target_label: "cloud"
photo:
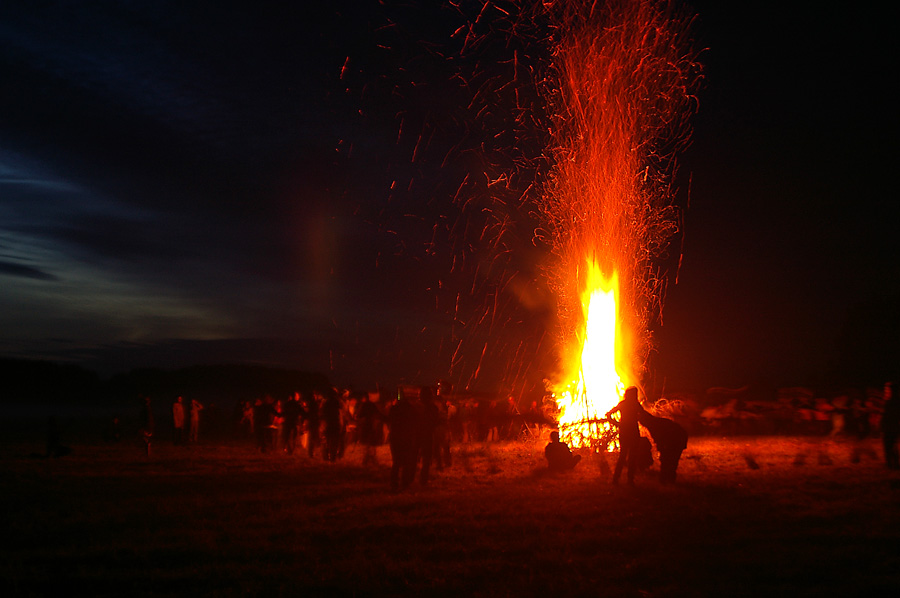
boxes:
[0,259,58,281]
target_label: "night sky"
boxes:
[1,1,896,393]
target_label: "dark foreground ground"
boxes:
[2,430,899,597]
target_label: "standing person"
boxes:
[447,399,461,444]
[189,399,204,443]
[606,386,645,486]
[338,391,353,459]
[389,389,420,492]
[525,400,544,438]
[850,391,876,464]
[639,411,689,483]
[882,382,900,470]
[434,399,452,470]
[283,393,302,455]
[502,395,519,440]
[172,396,185,445]
[302,393,320,458]
[475,399,490,442]
[486,400,501,442]
[271,400,285,451]
[140,396,154,457]
[419,386,440,485]
[321,391,343,462]
[240,400,255,440]
[460,399,474,443]
[356,393,382,466]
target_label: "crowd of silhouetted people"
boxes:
[125,385,556,486]
[92,380,900,489]
[670,386,897,439]
[225,387,549,460]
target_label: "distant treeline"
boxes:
[0,358,331,406]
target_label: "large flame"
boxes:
[556,264,632,448]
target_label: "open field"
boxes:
[2,432,900,597]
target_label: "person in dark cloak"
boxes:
[882,382,900,470]
[638,411,689,483]
[389,389,421,492]
[545,430,581,472]
[606,386,645,485]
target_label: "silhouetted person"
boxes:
[140,396,154,457]
[283,393,302,455]
[302,393,320,458]
[850,394,871,439]
[486,400,501,442]
[419,387,440,485]
[607,386,645,485]
[502,396,518,440]
[356,394,381,466]
[46,416,71,458]
[189,399,203,443]
[434,399,452,470]
[639,411,689,483]
[240,400,254,439]
[321,390,343,462]
[389,390,420,492]
[172,396,185,445]
[525,400,545,437]
[271,400,285,451]
[475,399,491,442]
[461,400,475,443]
[882,382,900,470]
[545,431,581,472]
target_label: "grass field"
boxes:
[2,431,899,597]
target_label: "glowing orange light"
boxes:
[555,265,632,448]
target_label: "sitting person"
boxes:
[545,431,582,472]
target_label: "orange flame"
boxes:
[556,265,633,448]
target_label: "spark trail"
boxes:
[339,1,699,404]
[537,0,702,445]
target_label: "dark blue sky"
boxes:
[1,1,896,393]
